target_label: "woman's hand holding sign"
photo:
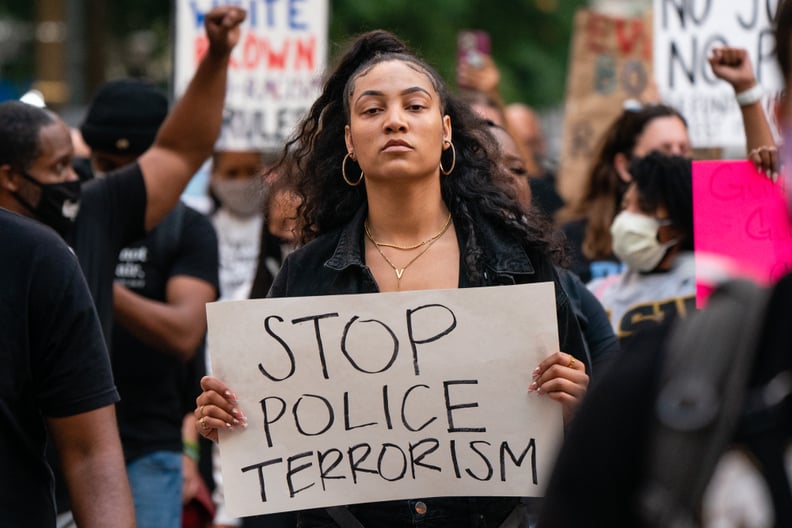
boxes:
[196,350,590,444]
[195,376,248,443]
[528,352,589,425]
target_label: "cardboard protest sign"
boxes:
[559,9,654,206]
[653,0,783,149]
[206,283,563,517]
[693,160,792,305]
[174,0,329,151]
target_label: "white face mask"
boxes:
[211,178,267,218]
[611,211,676,272]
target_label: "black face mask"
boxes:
[13,171,81,237]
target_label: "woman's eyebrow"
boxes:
[355,86,431,103]
[401,86,432,98]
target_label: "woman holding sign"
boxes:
[197,30,588,527]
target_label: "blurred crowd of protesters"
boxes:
[1,1,790,527]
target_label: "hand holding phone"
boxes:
[457,30,499,94]
[457,30,491,70]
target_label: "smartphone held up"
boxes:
[457,30,491,69]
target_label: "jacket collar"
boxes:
[324,204,536,276]
[325,205,368,272]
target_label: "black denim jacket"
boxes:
[270,206,587,367]
[268,206,588,527]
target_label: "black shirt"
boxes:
[112,203,219,461]
[65,162,147,344]
[0,209,118,527]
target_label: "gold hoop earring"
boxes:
[342,152,365,186]
[440,141,456,176]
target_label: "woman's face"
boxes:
[490,126,531,210]
[632,115,691,158]
[621,183,675,244]
[344,60,451,183]
[211,151,262,182]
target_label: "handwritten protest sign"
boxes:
[206,283,563,517]
[559,9,654,206]
[174,0,328,151]
[653,0,782,149]
[693,160,792,305]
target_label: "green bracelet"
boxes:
[183,439,200,462]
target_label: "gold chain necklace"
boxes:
[364,213,453,250]
[364,214,453,288]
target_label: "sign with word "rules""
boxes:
[174,0,328,151]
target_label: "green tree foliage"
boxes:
[105,0,587,108]
[2,0,587,108]
[329,0,588,107]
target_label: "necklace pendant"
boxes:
[395,268,405,280]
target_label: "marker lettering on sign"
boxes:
[240,436,540,502]
[444,380,486,433]
[188,0,311,30]
[194,35,317,71]
[259,304,457,381]
[291,312,339,380]
[209,284,561,513]
[257,382,459,447]
[736,0,778,30]
[341,316,399,374]
[669,34,728,88]
[406,304,457,376]
[661,0,713,29]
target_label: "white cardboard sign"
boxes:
[653,0,782,148]
[206,283,564,517]
[173,0,328,151]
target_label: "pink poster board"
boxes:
[693,160,792,305]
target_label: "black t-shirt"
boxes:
[112,203,219,462]
[0,209,118,527]
[54,163,146,512]
[65,163,147,344]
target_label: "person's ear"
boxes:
[344,124,354,155]
[0,164,19,192]
[442,115,452,146]
[614,153,632,183]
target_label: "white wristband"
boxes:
[735,84,763,107]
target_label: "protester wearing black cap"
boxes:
[80,78,169,174]
[79,78,220,528]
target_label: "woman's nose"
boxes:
[383,105,408,132]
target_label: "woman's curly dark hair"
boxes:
[272,30,565,277]
[629,152,694,251]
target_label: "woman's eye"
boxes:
[407,104,425,111]
[363,107,381,115]
[509,166,527,177]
